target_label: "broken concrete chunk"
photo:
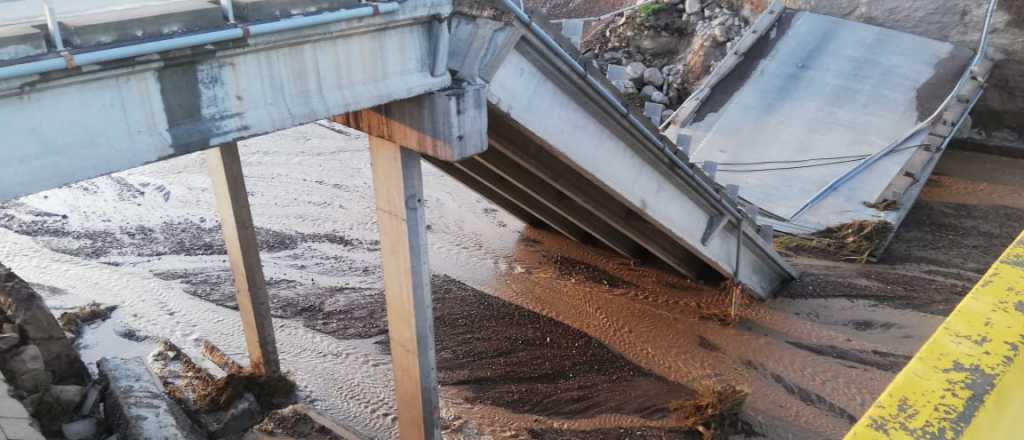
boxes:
[59,0,227,48]
[78,382,103,416]
[50,384,86,411]
[232,0,361,22]
[0,24,47,62]
[62,417,99,440]
[0,333,20,352]
[201,392,264,438]
[0,263,89,385]
[99,357,205,440]
[6,345,44,378]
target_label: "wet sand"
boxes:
[0,121,1021,439]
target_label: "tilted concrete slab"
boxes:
[443,8,797,297]
[59,0,227,48]
[99,357,205,440]
[0,0,452,202]
[663,5,990,251]
[0,24,46,61]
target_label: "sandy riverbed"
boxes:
[0,122,1020,438]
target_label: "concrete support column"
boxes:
[368,136,441,440]
[207,142,281,376]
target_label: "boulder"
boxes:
[50,385,87,411]
[643,66,665,87]
[6,345,44,377]
[200,393,264,438]
[640,84,659,99]
[0,333,19,352]
[625,61,647,82]
[63,417,99,440]
[686,0,703,15]
[0,263,89,385]
[651,91,671,105]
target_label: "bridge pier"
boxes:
[207,142,281,376]
[368,136,442,440]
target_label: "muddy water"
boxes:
[3,124,1014,439]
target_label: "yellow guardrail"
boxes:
[845,231,1024,439]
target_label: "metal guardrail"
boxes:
[845,230,1024,439]
[0,1,400,81]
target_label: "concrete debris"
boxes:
[590,0,751,118]
[643,66,665,87]
[99,357,206,440]
[200,392,263,438]
[79,381,104,416]
[0,263,89,385]
[0,332,20,352]
[625,61,647,82]
[685,0,703,15]
[50,384,87,411]
[62,417,99,440]
[5,345,48,394]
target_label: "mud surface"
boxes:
[432,275,694,422]
[1,116,1020,440]
[781,149,1024,316]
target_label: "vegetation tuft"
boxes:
[774,220,894,263]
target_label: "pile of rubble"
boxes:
[0,263,107,439]
[0,262,347,440]
[588,0,752,123]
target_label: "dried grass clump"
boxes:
[192,369,296,412]
[774,220,893,263]
[669,382,750,439]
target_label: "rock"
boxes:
[99,357,205,440]
[201,393,264,438]
[0,333,19,352]
[613,79,639,95]
[50,385,86,411]
[63,417,98,440]
[625,61,646,82]
[6,345,44,377]
[685,0,702,14]
[641,84,659,99]
[651,91,671,105]
[14,369,50,394]
[712,25,732,43]
[78,382,103,416]
[0,264,89,385]
[643,67,665,87]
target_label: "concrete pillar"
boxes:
[368,136,441,440]
[207,142,281,376]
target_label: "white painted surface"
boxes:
[0,5,450,202]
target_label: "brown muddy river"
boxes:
[0,123,1021,439]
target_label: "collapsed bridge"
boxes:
[0,0,991,438]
